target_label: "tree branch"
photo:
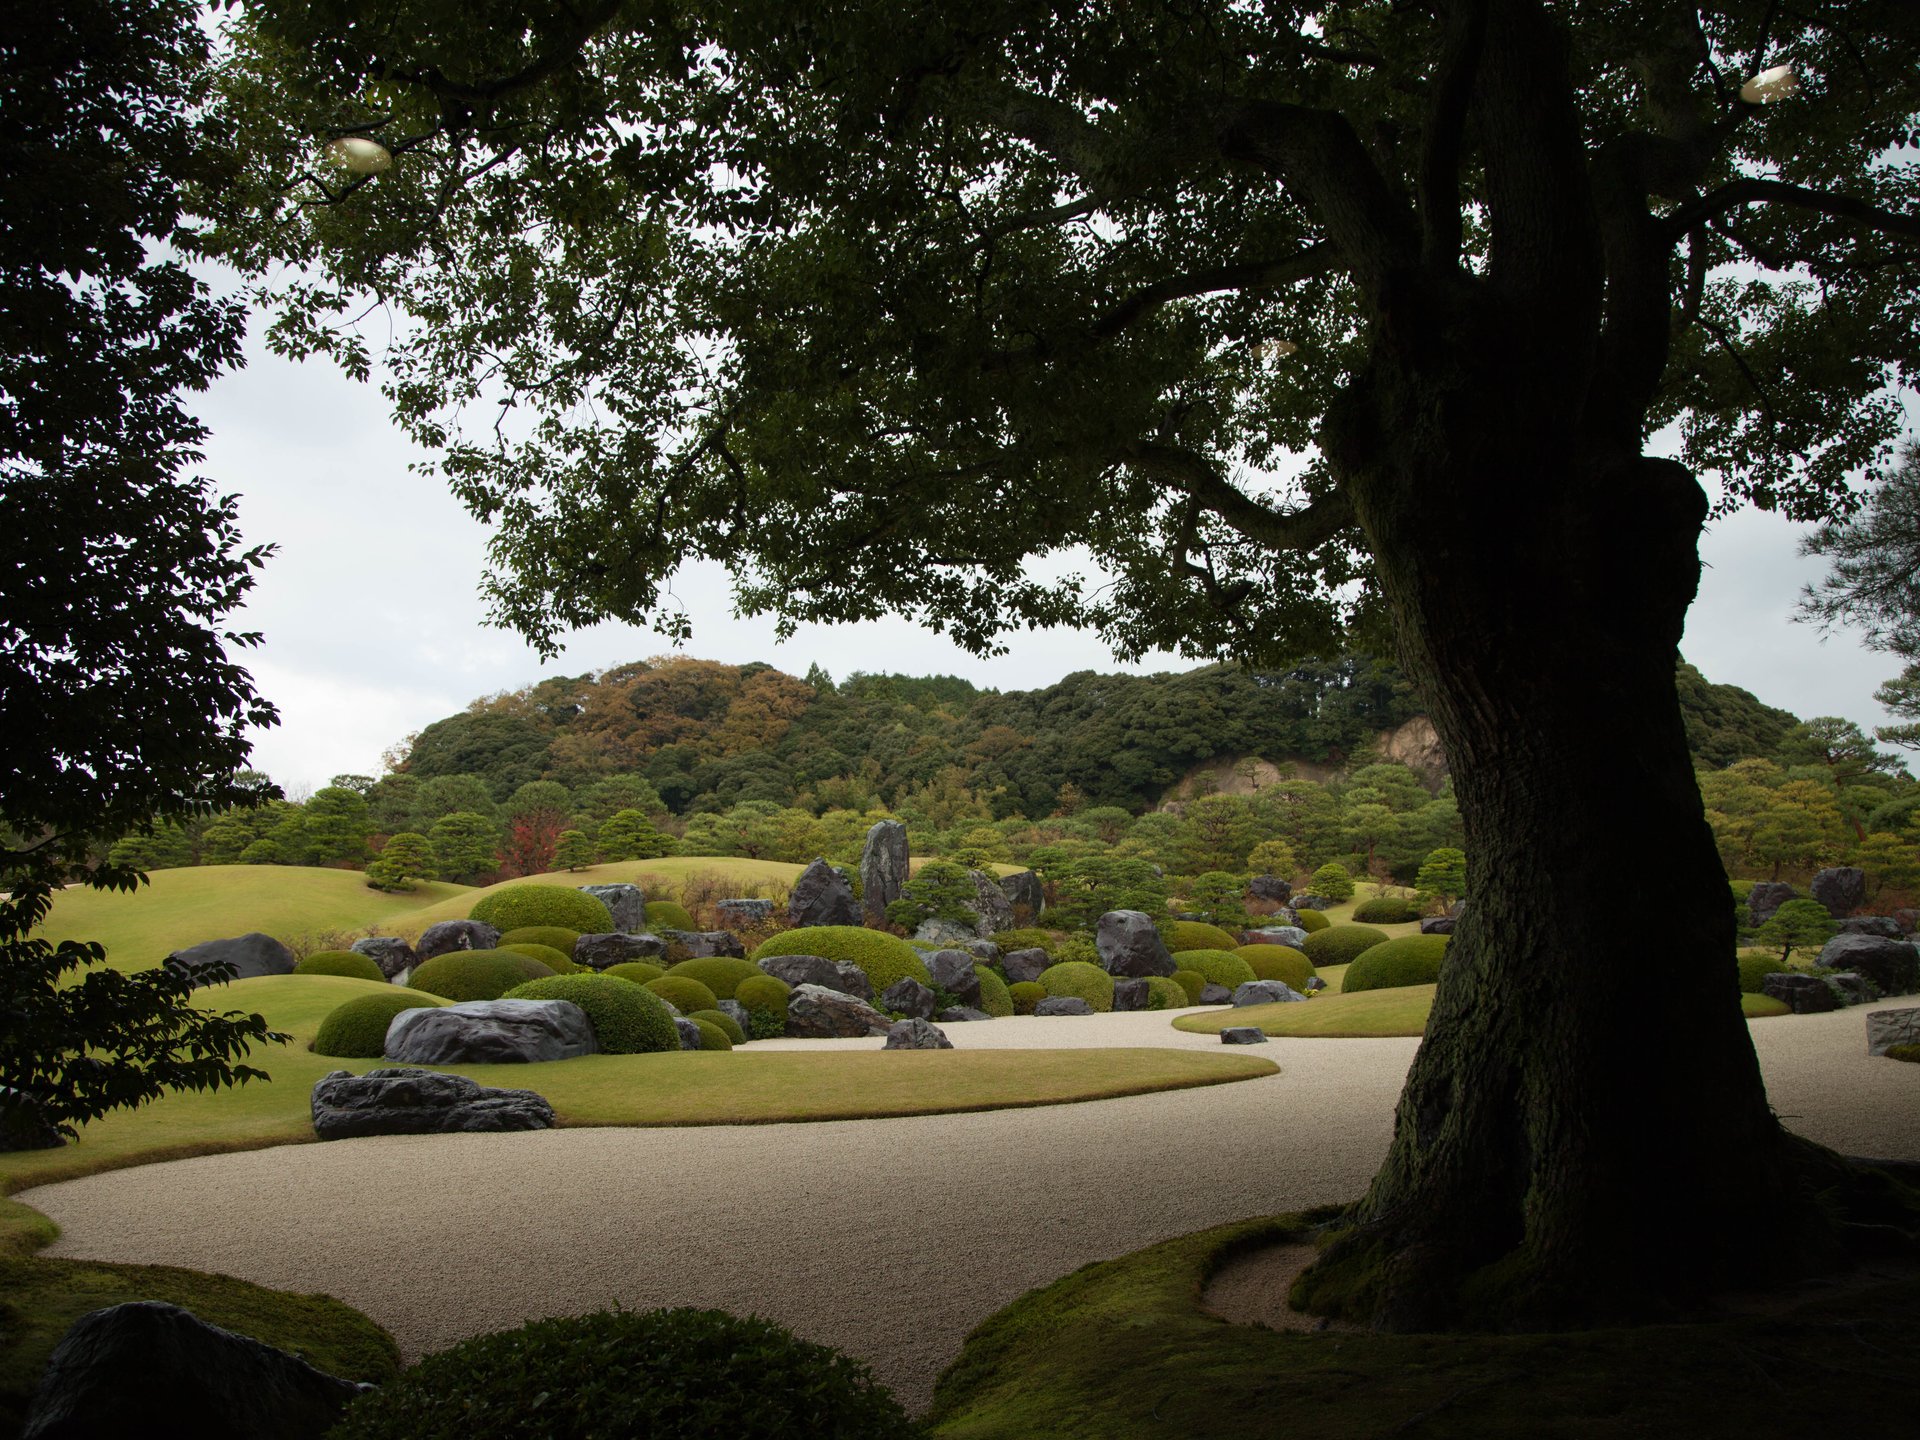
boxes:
[1091,243,1337,339]
[1661,179,1920,246]
[375,0,625,114]
[1124,443,1355,551]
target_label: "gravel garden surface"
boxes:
[21,1006,1917,1415]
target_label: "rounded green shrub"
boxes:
[1164,919,1240,952]
[1037,960,1114,1012]
[1352,895,1420,924]
[1294,908,1329,933]
[1172,949,1258,990]
[498,926,581,954]
[1235,944,1315,991]
[1170,969,1205,1004]
[1302,924,1391,968]
[689,1017,733,1051]
[326,1307,916,1440]
[993,927,1059,954]
[501,942,576,974]
[313,991,449,1058]
[1143,975,1191,1011]
[753,927,930,992]
[691,1008,747,1046]
[1736,951,1790,994]
[645,975,719,1014]
[664,955,758,999]
[294,950,386,983]
[469,884,614,936]
[645,899,697,932]
[1342,933,1451,992]
[973,965,1014,1018]
[735,972,792,1019]
[604,960,666,986]
[1009,981,1046,1015]
[411,950,555,1003]
[1307,862,1357,902]
[502,973,679,1053]
[1887,1042,1920,1064]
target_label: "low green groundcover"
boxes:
[1143,976,1190,1010]
[603,960,665,986]
[498,925,581,953]
[470,884,614,936]
[645,974,719,1014]
[646,899,697,931]
[502,973,679,1054]
[1889,1042,1920,1064]
[690,1008,747,1045]
[1164,920,1240,952]
[1009,980,1046,1014]
[664,955,757,998]
[974,965,1015,1017]
[501,942,575,974]
[1170,969,1205,1004]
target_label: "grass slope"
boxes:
[381,857,810,932]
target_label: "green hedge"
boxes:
[498,926,581,954]
[645,975,719,1014]
[689,1017,734,1051]
[1009,981,1047,1015]
[646,899,697,932]
[294,951,386,983]
[974,965,1014,1018]
[1037,960,1114,1012]
[502,973,679,1054]
[313,992,449,1058]
[1736,952,1790,994]
[410,950,555,1003]
[1341,933,1451,992]
[754,927,930,992]
[1170,969,1205,1004]
[1294,908,1329,933]
[1143,976,1191,1011]
[1301,924,1391,968]
[469,884,614,935]
[1352,895,1420,924]
[1235,944,1315,991]
[604,961,666,986]
[691,1008,747,1046]
[664,955,758,999]
[1164,920,1240,952]
[1171,949,1257,989]
[501,942,576,974]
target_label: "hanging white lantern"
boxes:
[325,136,393,175]
[1255,339,1298,360]
[1740,66,1799,104]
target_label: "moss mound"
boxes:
[646,899,697,931]
[501,942,576,974]
[688,1017,734,1051]
[501,973,679,1053]
[1165,920,1240,952]
[604,960,666,986]
[1342,933,1452,992]
[314,991,449,1058]
[410,949,555,1003]
[294,950,386,983]
[1037,960,1115,1012]
[1353,895,1420,924]
[1235,944,1315,991]
[754,926,930,992]
[1887,1043,1920,1063]
[690,1008,747,1046]
[469,884,613,936]
[1170,969,1205,1004]
[1295,908,1329,933]
[735,973,792,1015]
[1009,981,1046,1015]
[497,925,581,954]
[974,965,1015,1018]
[664,955,758,999]
[645,975,719,1014]
[1302,924,1391,967]
[1737,951,1790,994]
[1172,949,1258,989]
[1143,976,1191,1011]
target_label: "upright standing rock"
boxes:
[963,870,1015,936]
[1810,867,1866,919]
[998,869,1045,918]
[579,883,647,932]
[860,820,909,924]
[349,936,416,980]
[789,857,859,928]
[1095,911,1176,977]
[1747,881,1797,928]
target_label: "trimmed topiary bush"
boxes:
[1170,969,1205,1004]
[411,950,555,1003]
[1302,924,1391,968]
[1307,862,1356,902]
[689,1017,733,1051]
[502,973,679,1053]
[734,973,793,1040]
[1009,981,1046,1015]
[974,965,1014,1018]
[691,1008,747,1046]
[314,992,449,1058]
[1164,920,1240,952]
[1037,960,1115,1012]
[754,926,930,992]
[664,955,758,999]
[1143,976,1190,1011]
[498,926,582,953]
[469,884,614,936]
[1352,895,1420,924]
[1294,908,1329,933]
[645,899,697,932]
[1342,933,1451,992]
[645,975,719,1015]
[501,942,576,974]
[1736,951,1790,994]
[1235,944,1315,991]
[295,951,386,983]
[1172,949,1258,989]
[604,960,666,986]
[992,927,1058,954]
[325,1306,917,1440]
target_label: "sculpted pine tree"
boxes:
[213,1,1920,1321]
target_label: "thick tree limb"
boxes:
[1661,179,1920,245]
[1091,243,1337,338]
[376,0,625,112]
[1125,442,1354,551]
[1419,0,1488,267]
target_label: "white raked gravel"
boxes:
[20,1005,1919,1414]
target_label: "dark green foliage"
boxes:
[1143,976,1191,1011]
[1755,899,1839,964]
[664,956,757,999]
[1170,970,1206,1005]
[1236,945,1315,991]
[645,899,697,931]
[1045,855,1168,930]
[1009,981,1047,1015]
[470,885,614,935]
[690,1008,747,1045]
[501,942,576,974]
[313,992,448,1059]
[1172,950,1258,989]
[1353,896,1420,924]
[1294,909,1329,934]
[410,951,554,1003]
[754,927,930,991]
[1165,920,1241,952]
[991,928,1060,955]
[427,812,501,883]
[1343,934,1452,993]
[498,926,582,954]
[1675,663,1802,771]
[1037,961,1114,1012]
[974,965,1015,1018]
[604,961,666,986]
[886,858,980,930]
[644,975,719,1014]
[293,951,386,983]
[326,1306,919,1439]
[1413,847,1468,906]
[1736,952,1789,995]
[1180,871,1250,927]
[501,974,679,1054]
[689,1017,733,1051]
[1302,925,1392,968]
[1308,864,1357,903]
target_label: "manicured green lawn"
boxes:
[382,857,810,932]
[1177,983,1791,1038]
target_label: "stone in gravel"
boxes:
[1002,948,1052,985]
[1419,917,1457,935]
[1234,980,1307,1006]
[573,932,668,970]
[716,898,775,927]
[759,953,857,994]
[578,883,646,931]
[1866,1007,1920,1057]
[1199,982,1232,1005]
[785,984,893,1039]
[788,857,859,928]
[349,936,414,981]
[1219,1027,1268,1045]
[937,1006,993,1023]
[1810,866,1867,918]
[717,998,751,1036]
[1247,875,1292,903]
[1747,881,1797,927]
[415,919,503,962]
[860,819,909,925]
[963,871,1015,936]
[1111,977,1148,1012]
[998,869,1044,918]
[1816,933,1919,995]
[311,1068,554,1139]
[1825,972,1874,1007]
[881,977,936,1020]
[1837,916,1905,940]
[1246,925,1309,949]
[924,949,982,1006]
[22,1300,366,1440]
[1033,996,1094,1017]
[384,1000,597,1065]
[1095,910,1176,977]
[164,933,294,987]
[674,1017,703,1050]
[1762,973,1838,1014]
[913,918,976,946]
[660,929,746,959]
[884,1018,952,1050]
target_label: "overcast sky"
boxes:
[195,323,1914,795]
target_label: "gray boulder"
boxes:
[1111,977,1148,1012]
[1420,916,1458,936]
[716,898,775,928]
[415,919,501,962]
[1810,866,1867,918]
[1002,948,1053,985]
[22,1300,366,1440]
[880,977,937,1020]
[860,820,910,925]
[578,883,646,931]
[1292,894,1336,912]
[963,871,1015,936]
[937,1005,993,1023]
[1893,907,1920,936]
[1304,976,1328,992]
[1747,881,1798,928]
[717,998,752,1037]
[1247,875,1292,903]
[962,939,1003,963]
[1761,973,1838,1015]
[384,1000,597,1066]
[674,1017,704,1050]
[913,917,977,946]
[310,1068,554,1140]
[884,1018,952,1050]
[1220,1027,1269,1045]
[785,983,893,1039]
[659,928,746,959]
[1033,996,1094,1017]
[924,949,983,1006]
[1825,972,1875,1007]
[1816,933,1919,995]
[1234,980,1307,1006]
[759,953,861,995]
[1199,982,1233,1005]
[1246,926,1309,949]
[573,932,668,970]
[1837,916,1905,940]
[1095,910,1176,978]
[1866,1006,1920,1057]
[998,869,1045,918]
[788,857,859,928]
[833,962,875,1003]
[349,936,415,981]
[164,933,294,987]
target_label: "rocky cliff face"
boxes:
[1157,716,1450,810]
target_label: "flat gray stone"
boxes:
[884,1018,953,1050]
[1245,926,1308,949]
[717,998,751,1036]
[1111,977,1148,1012]
[1199,982,1233,1005]
[1220,1027,1268,1045]
[760,953,862,995]
[164,933,294,987]
[573,932,668,970]
[578,882,646,931]
[1233,980,1307,1006]
[1762,973,1838,1014]
[784,983,893,1039]
[349,936,416,980]
[880,977,936,1020]
[660,928,746,959]
[674,1017,703,1050]
[1837,916,1905,940]
[415,919,502,962]
[1816,933,1919,995]
[311,1068,554,1139]
[913,917,977,946]
[936,1005,993,1023]
[384,999,597,1065]
[1033,996,1094,1017]
[1866,1006,1920,1056]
